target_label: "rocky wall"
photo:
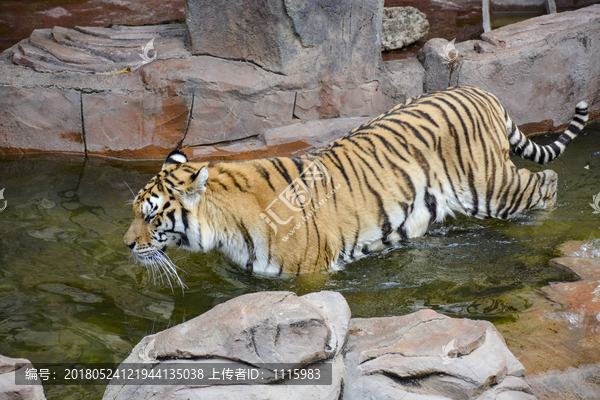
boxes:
[0,4,599,159]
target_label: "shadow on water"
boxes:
[1,122,600,399]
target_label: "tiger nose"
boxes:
[125,241,135,250]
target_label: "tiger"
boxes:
[124,85,588,285]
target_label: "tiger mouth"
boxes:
[136,245,168,262]
[132,245,186,289]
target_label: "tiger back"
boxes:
[124,85,588,281]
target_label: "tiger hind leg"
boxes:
[490,166,558,219]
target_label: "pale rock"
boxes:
[185,0,384,86]
[342,309,535,400]
[102,291,350,400]
[417,4,600,134]
[0,355,47,400]
[102,292,534,400]
[381,6,429,51]
[384,58,426,100]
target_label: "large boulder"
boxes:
[343,310,535,400]
[102,291,351,400]
[418,4,600,134]
[185,0,384,86]
[102,291,535,400]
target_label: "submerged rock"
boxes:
[496,240,600,398]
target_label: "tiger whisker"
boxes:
[128,247,187,292]
[151,248,187,291]
[124,181,136,199]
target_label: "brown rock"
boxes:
[29,29,109,65]
[0,86,84,154]
[187,140,312,162]
[83,91,191,156]
[542,280,600,329]
[550,256,600,281]
[496,241,600,377]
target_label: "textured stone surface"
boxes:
[103,291,533,400]
[103,291,350,400]
[0,86,83,154]
[185,0,384,85]
[293,82,392,121]
[529,363,600,400]
[0,355,47,400]
[183,91,295,146]
[83,91,191,158]
[2,2,599,158]
[263,117,372,148]
[417,4,600,134]
[384,58,426,101]
[343,309,534,400]
[11,25,188,74]
[381,6,429,51]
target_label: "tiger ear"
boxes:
[182,167,208,208]
[191,167,209,193]
[162,149,188,170]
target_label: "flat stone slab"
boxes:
[263,117,373,148]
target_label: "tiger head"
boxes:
[123,150,209,287]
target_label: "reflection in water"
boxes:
[1,123,600,399]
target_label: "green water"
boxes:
[1,123,600,399]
